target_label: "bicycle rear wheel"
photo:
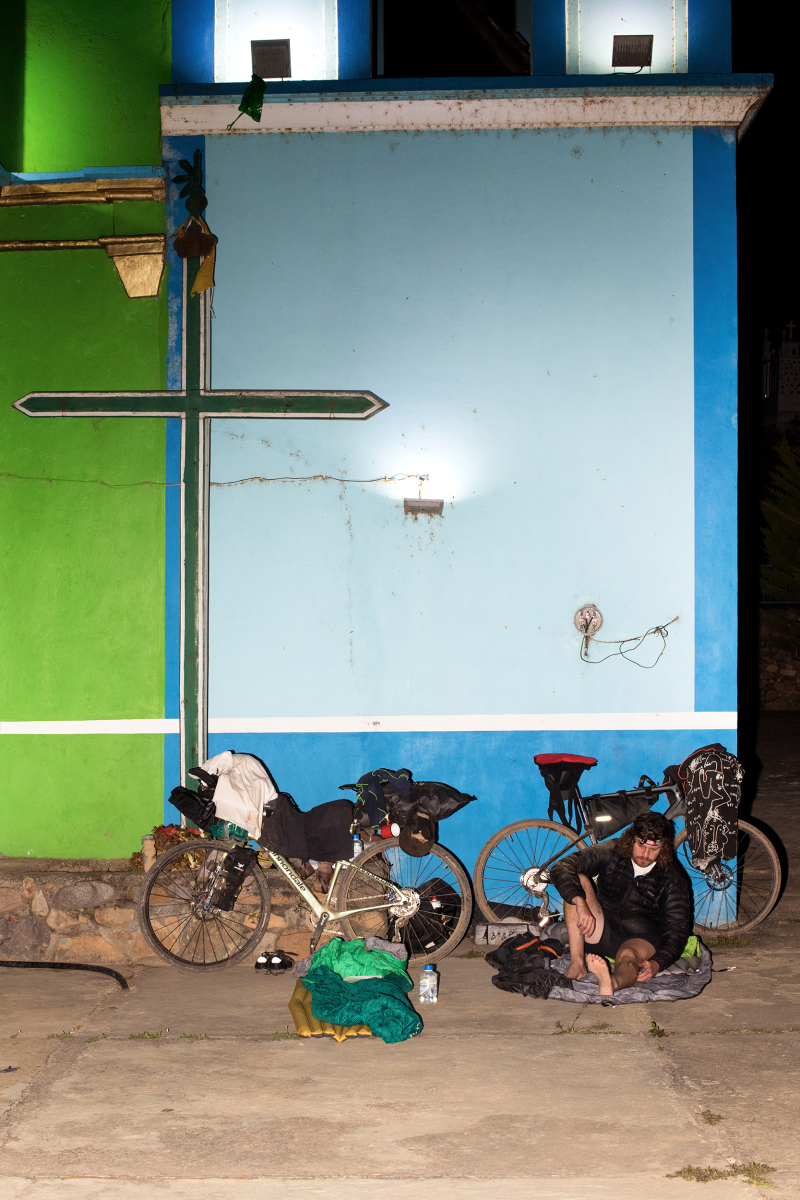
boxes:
[334,840,472,965]
[473,819,587,925]
[674,820,781,935]
[137,839,271,970]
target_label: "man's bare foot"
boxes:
[587,953,613,996]
[564,956,588,981]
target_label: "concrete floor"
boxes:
[2,715,799,1199]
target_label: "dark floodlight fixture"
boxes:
[251,39,291,79]
[612,35,653,69]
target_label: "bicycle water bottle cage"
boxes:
[206,846,258,911]
[533,754,598,833]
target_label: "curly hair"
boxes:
[617,811,675,870]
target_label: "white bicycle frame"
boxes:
[260,848,407,925]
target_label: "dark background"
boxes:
[733,0,798,759]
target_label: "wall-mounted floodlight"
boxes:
[251,39,291,79]
[612,35,653,69]
[404,498,444,517]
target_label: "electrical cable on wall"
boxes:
[579,616,679,669]
[211,473,427,488]
[2,471,427,490]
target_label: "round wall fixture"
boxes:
[574,604,603,638]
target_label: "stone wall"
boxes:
[0,858,315,965]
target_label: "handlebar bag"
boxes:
[585,790,655,838]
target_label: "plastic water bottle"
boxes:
[419,964,438,1004]
[351,833,363,858]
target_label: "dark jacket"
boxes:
[550,840,692,971]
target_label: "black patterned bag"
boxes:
[676,743,743,869]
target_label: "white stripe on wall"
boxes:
[0,719,180,735]
[208,713,737,733]
[0,713,736,735]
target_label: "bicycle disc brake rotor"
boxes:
[388,887,421,923]
[704,862,735,892]
[519,866,550,897]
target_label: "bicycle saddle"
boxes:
[533,754,597,831]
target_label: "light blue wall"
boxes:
[205,127,695,721]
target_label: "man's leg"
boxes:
[563,874,605,980]
[587,938,656,995]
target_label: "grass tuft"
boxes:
[130,1031,163,1039]
[180,1033,207,1039]
[47,1031,73,1039]
[649,1020,672,1038]
[779,917,800,925]
[455,951,485,959]
[705,935,752,948]
[699,1109,723,1125]
[271,1030,301,1040]
[667,1162,776,1187]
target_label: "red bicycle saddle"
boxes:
[534,754,597,830]
[533,754,597,768]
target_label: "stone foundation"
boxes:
[0,857,316,965]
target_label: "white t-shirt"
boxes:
[632,860,657,877]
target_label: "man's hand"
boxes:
[573,896,596,938]
[636,959,659,983]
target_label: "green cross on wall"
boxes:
[14,173,387,789]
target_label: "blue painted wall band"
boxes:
[172,0,216,83]
[337,0,372,79]
[688,0,732,74]
[693,126,737,712]
[208,727,737,872]
[531,0,567,75]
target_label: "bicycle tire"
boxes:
[473,819,587,925]
[137,839,272,971]
[674,820,781,936]
[334,839,472,965]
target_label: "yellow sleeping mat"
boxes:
[288,979,373,1043]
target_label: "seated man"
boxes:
[550,812,692,996]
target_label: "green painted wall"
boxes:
[0,202,170,857]
[0,0,170,173]
[0,736,165,860]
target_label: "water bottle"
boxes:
[419,964,438,1004]
[351,833,363,858]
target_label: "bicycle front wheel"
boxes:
[334,840,472,966]
[137,839,271,970]
[474,819,587,925]
[674,820,781,935]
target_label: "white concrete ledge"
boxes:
[162,91,767,136]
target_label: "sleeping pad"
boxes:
[302,938,423,1043]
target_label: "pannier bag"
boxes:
[206,845,258,911]
[585,789,655,838]
[675,743,743,870]
[339,768,475,832]
[533,754,598,833]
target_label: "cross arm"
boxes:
[14,390,388,419]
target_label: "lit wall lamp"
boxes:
[404,473,444,517]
